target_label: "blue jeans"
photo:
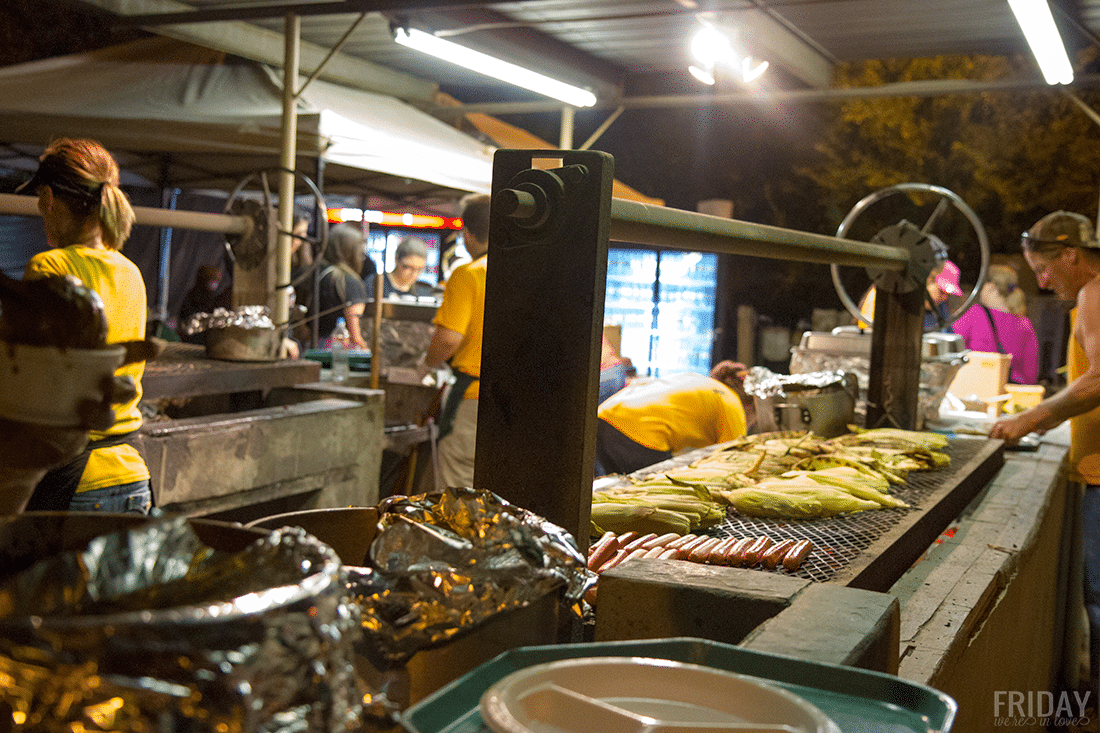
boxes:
[68,480,153,515]
[1082,485,1100,693]
[599,363,628,404]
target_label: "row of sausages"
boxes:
[587,530,815,574]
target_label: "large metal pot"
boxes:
[205,324,283,361]
[752,372,859,438]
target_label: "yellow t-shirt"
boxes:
[432,254,487,400]
[1068,306,1100,483]
[25,245,149,491]
[597,372,748,453]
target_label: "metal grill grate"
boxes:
[709,438,990,582]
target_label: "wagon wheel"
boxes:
[829,183,990,331]
[222,169,329,287]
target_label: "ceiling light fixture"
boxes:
[1007,0,1074,85]
[688,25,767,85]
[394,27,597,107]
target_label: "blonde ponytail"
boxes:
[98,182,135,251]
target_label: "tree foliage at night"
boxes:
[800,53,1100,253]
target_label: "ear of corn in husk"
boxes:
[829,427,948,451]
[753,478,882,513]
[715,488,825,519]
[781,469,908,508]
[590,502,692,536]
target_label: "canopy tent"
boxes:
[0,38,496,204]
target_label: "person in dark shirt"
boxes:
[367,236,434,300]
[313,223,369,348]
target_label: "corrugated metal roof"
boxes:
[76,0,1100,107]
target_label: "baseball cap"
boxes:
[1023,211,1099,250]
[936,260,963,296]
[14,156,103,205]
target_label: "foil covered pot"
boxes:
[0,513,366,732]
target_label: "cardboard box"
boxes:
[948,351,1011,402]
[1005,383,1045,413]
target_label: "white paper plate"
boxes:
[480,656,842,733]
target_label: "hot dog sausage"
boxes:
[741,536,773,567]
[616,531,640,547]
[761,538,796,570]
[595,548,630,573]
[706,537,739,564]
[687,537,723,563]
[723,537,755,566]
[782,539,815,571]
[665,533,701,550]
[624,533,659,552]
[587,532,620,571]
[641,532,682,551]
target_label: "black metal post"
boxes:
[475,150,614,550]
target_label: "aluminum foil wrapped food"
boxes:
[349,487,595,669]
[743,366,854,399]
[181,304,276,337]
[0,514,365,732]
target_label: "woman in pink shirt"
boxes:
[952,265,1039,384]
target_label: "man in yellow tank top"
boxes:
[991,210,1100,700]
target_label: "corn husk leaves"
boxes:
[593,428,947,529]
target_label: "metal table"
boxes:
[142,342,321,400]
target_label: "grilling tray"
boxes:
[401,638,957,733]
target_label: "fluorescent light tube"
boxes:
[1008,0,1074,85]
[395,27,597,108]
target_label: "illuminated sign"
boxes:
[328,208,463,230]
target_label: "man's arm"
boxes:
[991,280,1100,443]
[424,325,463,370]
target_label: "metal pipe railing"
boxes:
[609,198,910,270]
[0,193,251,235]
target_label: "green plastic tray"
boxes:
[400,637,956,733]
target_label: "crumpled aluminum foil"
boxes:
[0,514,365,732]
[182,305,277,336]
[348,488,595,670]
[743,366,855,399]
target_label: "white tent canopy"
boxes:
[0,38,495,202]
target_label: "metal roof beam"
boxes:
[107,0,544,25]
[78,0,438,102]
[432,73,1100,115]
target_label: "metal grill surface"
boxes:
[707,437,991,583]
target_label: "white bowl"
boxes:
[0,342,125,427]
[480,656,841,733]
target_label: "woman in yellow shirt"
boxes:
[595,361,751,476]
[20,138,152,514]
